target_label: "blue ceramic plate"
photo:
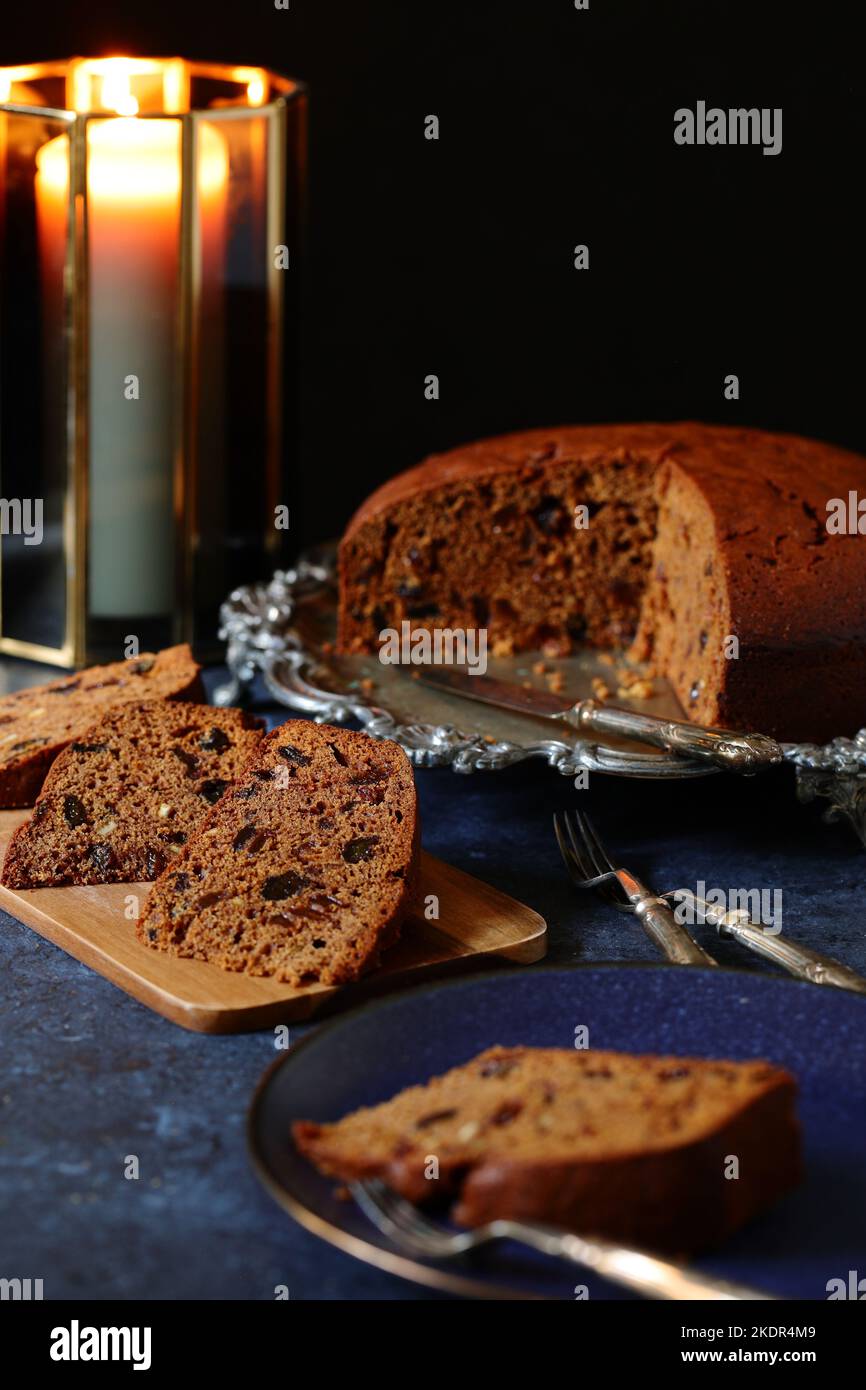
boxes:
[247,964,866,1299]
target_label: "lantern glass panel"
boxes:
[0,111,72,661]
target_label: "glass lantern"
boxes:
[0,57,306,665]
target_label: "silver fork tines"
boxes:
[352,1179,477,1258]
[351,1180,776,1300]
[553,809,717,966]
[554,808,633,911]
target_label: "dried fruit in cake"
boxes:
[294,1045,801,1255]
[0,645,204,808]
[1,700,264,887]
[136,720,420,987]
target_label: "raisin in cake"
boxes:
[136,721,420,987]
[338,423,866,741]
[294,1046,801,1255]
[1,701,264,888]
[0,645,203,808]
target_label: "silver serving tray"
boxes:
[215,548,866,844]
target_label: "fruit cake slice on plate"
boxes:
[294,1045,801,1254]
[137,720,420,988]
[1,700,263,887]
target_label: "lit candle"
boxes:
[35,64,228,619]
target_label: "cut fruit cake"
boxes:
[294,1046,801,1255]
[0,645,203,808]
[1,701,264,888]
[137,721,420,987]
[338,423,866,741]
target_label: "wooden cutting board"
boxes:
[0,810,546,1033]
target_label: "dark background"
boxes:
[4,0,863,551]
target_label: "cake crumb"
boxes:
[614,665,655,701]
[617,678,654,700]
[591,677,612,702]
[541,637,568,658]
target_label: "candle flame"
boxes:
[100,68,139,116]
[70,57,184,115]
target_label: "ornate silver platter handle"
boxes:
[568,700,783,774]
[214,551,866,843]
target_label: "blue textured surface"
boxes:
[1,669,865,1300]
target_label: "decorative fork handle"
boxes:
[572,700,784,774]
[491,1222,776,1300]
[678,892,866,994]
[616,869,718,967]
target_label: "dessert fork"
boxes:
[553,808,717,965]
[554,808,866,992]
[351,1180,775,1300]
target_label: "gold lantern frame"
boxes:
[0,57,306,667]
